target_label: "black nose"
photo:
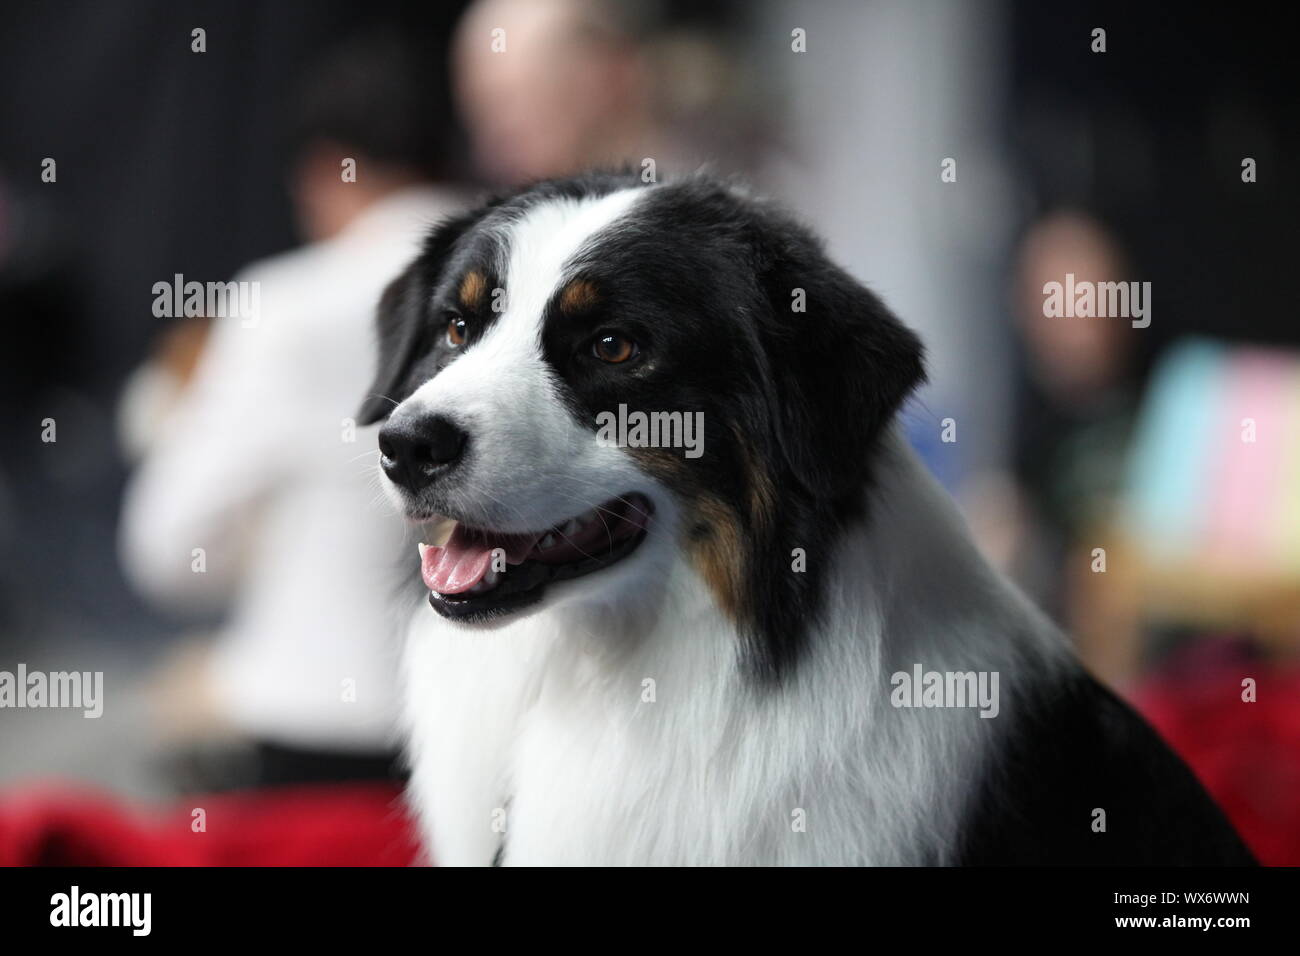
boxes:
[378,415,468,492]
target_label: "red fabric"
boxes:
[1133,639,1300,867]
[0,781,421,866]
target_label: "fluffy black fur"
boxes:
[958,668,1255,864]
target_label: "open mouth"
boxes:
[418,493,653,622]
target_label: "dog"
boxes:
[358,171,1254,866]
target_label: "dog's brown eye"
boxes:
[592,332,637,364]
[446,315,467,347]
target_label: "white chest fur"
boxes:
[400,441,1065,865]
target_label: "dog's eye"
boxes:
[592,332,637,364]
[445,314,467,347]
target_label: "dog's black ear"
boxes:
[357,209,487,425]
[357,263,425,425]
[752,213,926,499]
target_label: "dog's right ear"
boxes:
[357,209,486,425]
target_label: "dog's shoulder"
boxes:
[955,665,1255,865]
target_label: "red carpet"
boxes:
[0,781,421,866]
[1135,639,1300,866]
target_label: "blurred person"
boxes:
[974,210,1141,688]
[452,0,758,185]
[999,2,1297,656]
[118,30,466,789]
[1002,210,1139,604]
[454,0,664,184]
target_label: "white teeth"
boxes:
[539,532,557,550]
[418,542,429,561]
[560,519,579,537]
[429,518,457,548]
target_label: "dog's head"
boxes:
[362,172,923,677]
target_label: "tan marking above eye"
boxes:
[458,270,487,309]
[559,278,599,314]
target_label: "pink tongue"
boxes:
[421,524,539,594]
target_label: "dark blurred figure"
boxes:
[998,2,1299,628]
[1004,210,1139,608]
[1009,3,1297,356]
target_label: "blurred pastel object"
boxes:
[1124,338,1300,576]
[1207,350,1294,564]
[1281,374,1300,568]
[1124,339,1224,557]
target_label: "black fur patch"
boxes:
[955,668,1256,865]
[538,176,924,678]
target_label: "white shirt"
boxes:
[120,187,460,751]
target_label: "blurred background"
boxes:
[0,0,1296,865]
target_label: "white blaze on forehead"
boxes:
[393,186,655,534]
[492,188,646,342]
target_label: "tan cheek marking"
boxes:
[559,278,599,314]
[735,427,777,533]
[459,270,486,309]
[626,446,748,625]
[686,496,746,624]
